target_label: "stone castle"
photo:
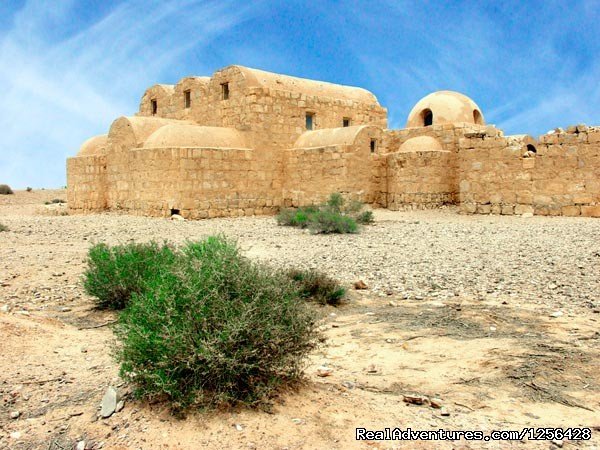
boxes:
[67,65,600,218]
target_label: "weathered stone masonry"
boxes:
[67,65,600,218]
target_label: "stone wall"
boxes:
[458,126,600,217]
[111,147,277,219]
[66,155,107,212]
[386,150,456,210]
[282,145,383,207]
[282,125,384,207]
[378,123,490,209]
[138,66,387,152]
[382,122,489,154]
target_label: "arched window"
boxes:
[526,144,537,153]
[421,109,433,126]
[473,109,483,125]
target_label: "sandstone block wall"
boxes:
[282,125,384,207]
[386,150,456,210]
[382,123,489,154]
[283,145,382,207]
[66,155,107,212]
[113,147,277,219]
[377,123,490,210]
[459,127,600,217]
[138,66,387,152]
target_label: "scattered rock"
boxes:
[316,366,333,377]
[550,311,563,318]
[10,431,21,440]
[100,386,119,418]
[10,410,20,419]
[341,381,355,389]
[429,398,443,409]
[234,423,244,431]
[353,280,368,290]
[76,441,86,450]
[291,418,303,425]
[170,214,185,221]
[551,439,564,448]
[366,364,379,374]
[115,400,125,413]
[389,300,398,307]
[403,394,429,405]
[440,407,450,416]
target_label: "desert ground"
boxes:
[1,189,599,450]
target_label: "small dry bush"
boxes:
[0,184,14,195]
[277,193,373,234]
[84,242,177,309]
[287,268,346,306]
[85,237,321,411]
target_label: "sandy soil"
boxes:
[1,189,599,449]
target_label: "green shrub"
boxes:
[83,241,176,309]
[0,184,13,195]
[276,206,318,228]
[276,193,373,234]
[286,268,346,306]
[356,210,374,224]
[26,187,32,192]
[0,223,8,232]
[308,210,358,234]
[115,236,319,410]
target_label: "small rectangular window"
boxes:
[151,99,157,115]
[306,112,314,130]
[343,118,351,127]
[221,82,229,100]
[184,90,191,108]
[370,139,377,153]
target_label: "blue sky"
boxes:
[1,0,599,188]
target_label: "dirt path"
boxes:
[1,190,599,449]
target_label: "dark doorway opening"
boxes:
[370,139,377,153]
[422,109,433,126]
[170,208,180,216]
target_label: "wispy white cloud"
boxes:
[0,0,263,188]
[338,0,600,135]
[1,0,599,188]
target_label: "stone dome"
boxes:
[144,123,247,148]
[77,135,108,156]
[293,125,379,148]
[399,136,443,152]
[406,91,485,128]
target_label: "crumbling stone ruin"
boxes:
[67,65,600,218]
